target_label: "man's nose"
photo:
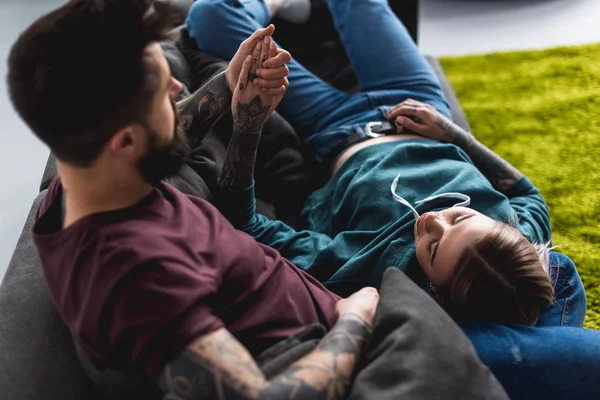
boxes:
[170,78,184,100]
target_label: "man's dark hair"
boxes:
[7,0,177,166]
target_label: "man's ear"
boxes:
[108,126,143,157]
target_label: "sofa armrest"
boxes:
[40,153,55,192]
[425,56,472,133]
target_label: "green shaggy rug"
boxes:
[440,44,600,330]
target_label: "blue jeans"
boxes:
[187,0,449,163]
[462,252,600,399]
[187,1,600,397]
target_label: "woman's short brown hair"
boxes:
[436,222,554,326]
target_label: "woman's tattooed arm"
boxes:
[439,119,524,193]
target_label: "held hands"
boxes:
[231,36,286,134]
[225,24,291,96]
[335,287,380,328]
[385,98,464,143]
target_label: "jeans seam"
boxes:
[560,280,574,326]
[365,92,379,109]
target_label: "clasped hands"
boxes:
[225,25,291,133]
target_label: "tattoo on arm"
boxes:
[159,314,371,400]
[232,96,270,134]
[260,313,371,399]
[434,114,461,143]
[219,96,271,190]
[438,117,524,193]
[176,72,232,144]
[219,132,260,190]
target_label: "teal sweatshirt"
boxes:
[220,138,551,293]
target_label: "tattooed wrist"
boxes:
[258,312,371,400]
[233,96,270,135]
[318,312,372,354]
[432,113,460,142]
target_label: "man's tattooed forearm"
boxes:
[159,314,371,400]
[314,313,371,356]
[160,330,265,400]
[219,96,271,190]
[451,126,523,193]
[220,131,260,190]
[177,71,232,143]
[259,313,371,399]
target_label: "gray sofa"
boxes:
[0,1,478,399]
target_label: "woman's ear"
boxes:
[428,282,445,305]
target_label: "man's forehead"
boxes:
[144,42,169,74]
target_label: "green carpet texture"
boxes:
[440,44,600,329]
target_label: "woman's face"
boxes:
[414,207,496,286]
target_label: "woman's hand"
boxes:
[231,39,286,134]
[255,37,290,96]
[385,98,464,143]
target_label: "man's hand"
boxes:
[335,287,380,328]
[385,98,465,143]
[225,24,291,96]
[220,39,288,190]
[231,39,285,134]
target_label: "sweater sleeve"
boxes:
[505,177,552,244]
[217,182,334,272]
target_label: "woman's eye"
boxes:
[426,240,436,253]
[451,212,463,225]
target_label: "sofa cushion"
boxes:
[153,0,195,23]
[161,40,196,92]
[348,268,508,399]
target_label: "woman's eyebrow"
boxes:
[431,214,477,267]
[456,214,477,225]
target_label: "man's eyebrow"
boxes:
[431,214,477,267]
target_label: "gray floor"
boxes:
[419,0,600,56]
[1,0,599,281]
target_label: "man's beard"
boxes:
[138,101,190,184]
